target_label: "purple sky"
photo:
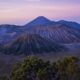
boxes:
[0,0,80,25]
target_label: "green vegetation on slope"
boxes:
[10,56,80,80]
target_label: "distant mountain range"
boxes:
[0,16,80,55]
[24,16,80,29]
[0,16,80,44]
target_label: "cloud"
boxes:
[0,0,40,3]
[26,0,40,1]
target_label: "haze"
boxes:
[0,0,80,25]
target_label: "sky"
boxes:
[0,0,80,25]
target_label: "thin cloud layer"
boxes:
[0,0,80,25]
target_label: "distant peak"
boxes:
[34,16,50,21]
[58,20,67,23]
[36,16,46,18]
[25,16,51,27]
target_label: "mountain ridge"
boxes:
[0,16,80,44]
[3,33,66,55]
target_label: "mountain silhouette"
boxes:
[57,20,80,29]
[0,16,80,45]
[25,16,53,28]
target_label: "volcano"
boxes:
[3,33,65,55]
